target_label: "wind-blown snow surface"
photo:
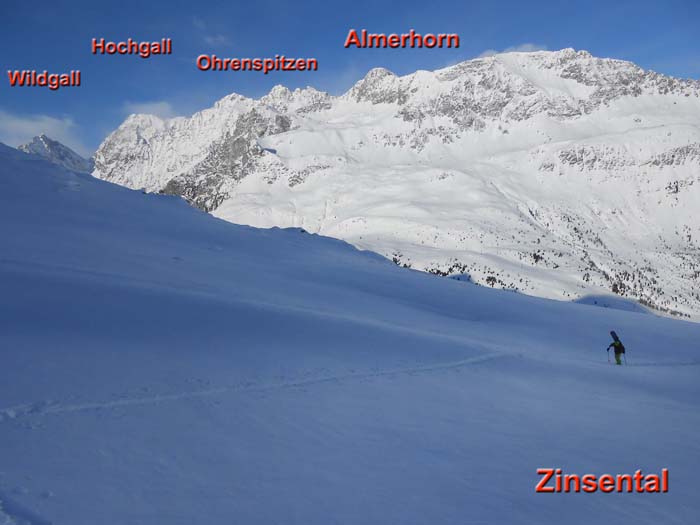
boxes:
[2,144,700,524]
[93,49,700,319]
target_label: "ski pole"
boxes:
[623,353,627,365]
[607,349,610,363]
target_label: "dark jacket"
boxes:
[608,341,625,354]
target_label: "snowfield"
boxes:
[1,144,699,524]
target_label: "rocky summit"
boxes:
[19,134,93,174]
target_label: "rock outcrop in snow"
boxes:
[92,49,700,319]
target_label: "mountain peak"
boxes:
[261,84,331,112]
[267,84,292,98]
[345,67,400,102]
[123,112,167,127]
[18,135,93,174]
[364,67,396,79]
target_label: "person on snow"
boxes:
[607,331,625,365]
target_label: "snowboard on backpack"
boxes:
[610,331,625,354]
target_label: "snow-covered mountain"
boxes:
[19,134,93,173]
[93,49,700,319]
[3,142,700,525]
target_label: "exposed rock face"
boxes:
[159,110,293,211]
[92,49,700,319]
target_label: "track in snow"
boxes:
[0,351,507,423]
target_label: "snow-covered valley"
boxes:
[2,142,699,524]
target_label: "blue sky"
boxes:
[1,0,698,156]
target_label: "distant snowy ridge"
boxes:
[92,48,700,319]
[19,134,93,174]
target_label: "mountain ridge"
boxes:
[91,48,700,319]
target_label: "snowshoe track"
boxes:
[0,351,505,423]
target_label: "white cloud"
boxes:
[122,101,178,119]
[0,109,91,157]
[192,17,232,48]
[192,17,206,31]
[203,34,232,47]
[478,43,548,58]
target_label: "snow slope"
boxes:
[2,144,700,524]
[93,49,700,319]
